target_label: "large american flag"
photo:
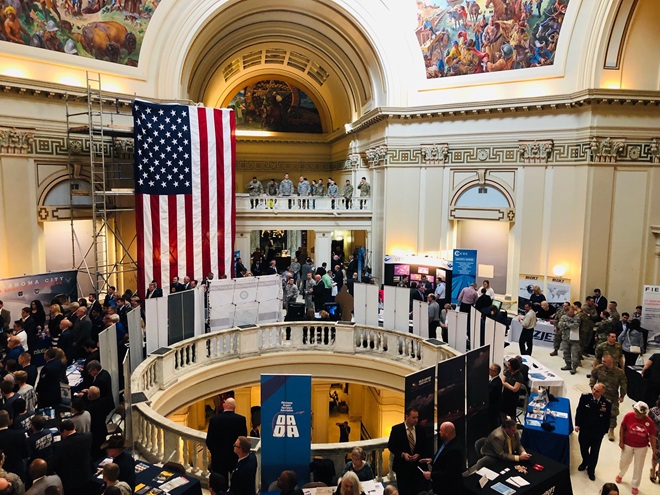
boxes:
[133,100,235,295]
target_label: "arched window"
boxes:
[454,185,510,208]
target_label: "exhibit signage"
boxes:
[260,374,312,489]
[642,285,660,344]
[451,249,477,304]
[546,277,571,311]
[405,367,435,447]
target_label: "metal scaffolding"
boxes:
[65,72,137,296]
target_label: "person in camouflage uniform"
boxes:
[279,173,295,209]
[559,305,581,374]
[315,178,326,197]
[594,332,624,368]
[343,179,354,209]
[594,311,613,347]
[266,178,278,209]
[578,297,598,356]
[608,301,620,325]
[246,176,264,209]
[550,301,570,357]
[590,354,627,441]
[297,176,310,209]
[283,277,299,310]
[357,177,371,210]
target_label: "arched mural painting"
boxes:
[0,0,161,65]
[228,80,323,133]
[417,0,570,77]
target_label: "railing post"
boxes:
[334,323,356,353]
[154,349,177,389]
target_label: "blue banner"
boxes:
[260,374,312,490]
[451,249,477,304]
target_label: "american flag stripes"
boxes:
[133,100,235,295]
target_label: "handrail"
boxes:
[131,322,457,485]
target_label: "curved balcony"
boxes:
[236,193,372,214]
[131,322,458,485]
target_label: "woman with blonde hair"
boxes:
[338,471,365,495]
[48,303,64,346]
[529,285,546,311]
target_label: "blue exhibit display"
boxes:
[260,374,312,490]
[451,249,477,304]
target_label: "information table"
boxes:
[93,460,202,495]
[521,393,573,466]
[504,355,567,397]
[463,451,573,495]
[509,319,555,349]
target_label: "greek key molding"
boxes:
[0,128,34,154]
[518,140,553,164]
[236,161,335,172]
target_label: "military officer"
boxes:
[575,383,611,481]
[278,173,294,209]
[590,354,627,441]
[594,311,613,347]
[343,179,354,209]
[559,305,581,374]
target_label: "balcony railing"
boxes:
[131,323,456,485]
[236,194,372,212]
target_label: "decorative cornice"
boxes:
[365,145,387,167]
[0,128,35,154]
[589,137,626,163]
[420,144,449,164]
[518,140,553,164]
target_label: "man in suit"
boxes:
[182,276,193,290]
[171,276,184,293]
[593,288,608,314]
[26,458,63,495]
[230,436,257,495]
[21,306,39,352]
[71,306,93,359]
[81,360,115,410]
[409,282,425,312]
[481,418,531,465]
[387,407,431,495]
[145,281,163,299]
[575,383,611,481]
[0,409,29,480]
[615,312,630,338]
[206,397,248,479]
[103,286,117,307]
[488,363,503,431]
[36,348,65,409]
[422,422,464,495]
[48,420,93,495]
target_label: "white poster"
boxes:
[642,285,660,346]
[546,277,571,311]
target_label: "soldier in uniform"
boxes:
[278,173,295,209]
[559,305,581,374]
[246,176,263,209]
[578,297,598,356]
[608,301,620,325]
[315,178,326,197]
[266,178,278,209]
[297,176,310,209]
[590,354,627,441]
[357,177,370,210]
[550,301,570,357]
[594,332,624,368]
[283,277,299,310]
[343,180,354,209]
[575,383,611,481]
[594,311,613,347]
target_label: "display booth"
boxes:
[383,255,452,295]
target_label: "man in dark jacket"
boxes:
[206,398,247,480]
[0,410,29,480]
[387,407,431,495]
[230,436,257,495]
[36,348,64,409]
[422,422,464,495]
[48,420,93,495]
[575,383,611,481]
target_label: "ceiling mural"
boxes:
[0,0,161,65]
[417,0,570,77]
[228,80,323,134]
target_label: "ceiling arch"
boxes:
[181,0,386,134]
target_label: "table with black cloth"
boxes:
[92,459,202,495]
[624,364,646,402]
[520,393,573,466]
[463,451,573,495]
